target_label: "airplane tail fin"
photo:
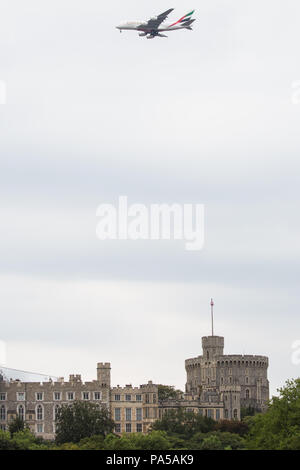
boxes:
[182,18,196,29]
[169,10,196,28]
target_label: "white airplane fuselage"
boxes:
[116,21,194,33]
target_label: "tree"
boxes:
[158,385,181,401]
[199,432,245,450]
[8,416,27,435]
[0,430,20,450]
[55,401,115,444]
[214,419,249,436]
[103,431,172,451]
[241,406,256,419]
[245,378,300,450]
[151,409,215,438]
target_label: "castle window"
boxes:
[125,423,131,433]
[67,392,74,401]
[36,405,43,421]
[216,409,220,420]
[136,408,142,421]
[94,392,101,400]
[136,423,143,433]
[233,409,238,420]
[207,409,213,418]
[221,377,224,385]
[153,393,157,403]
[125,394,131,401]
[36,392,43,401]
[115,408,121,421]
[207,351,209,360]
[246,389,250,399]
[136,394,142,402]
[36,423,43,433]
[229,377,232,384]
[125,408,132,421]
[54,392,61,401]
[18,405,25,421]
[246,377,249,384]
[0,393,6,401]
[115,423,121,433]
[225,409,229,419]
[54,405,60,421]
[145,394,150,404]
[17,392,25,401]
[0,405,6,421]
[114,394,121,401]
[82,392,90,400]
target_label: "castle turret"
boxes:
[202,336,224,360]
[97,363,111,388]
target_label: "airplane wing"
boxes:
[145,8,174,30]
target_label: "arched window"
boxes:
[245,389,250,399]
[0,405,6,421]
[18,405,25,421]
[233,409,238,420]
[36,405,43,421]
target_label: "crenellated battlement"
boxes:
[97,363,111,369]
[111,381,157,393]
[0,379,109,389]
[185,354,268,369]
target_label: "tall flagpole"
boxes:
[210,298,214,336]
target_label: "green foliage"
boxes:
[158,385,180,401]
[214,419,249,436]
[101,431,172,451]
[151,409,215,438]
[187,431,245,450]
[0,430,20,450]
[55,400,115,444]
[76,434,105,450]
[245,378,300,450]
[241,406,256,419]
[0,428,50,450]
[8,416,27,435]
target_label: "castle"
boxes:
[0,302,269,438]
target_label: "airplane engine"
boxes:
[139,32,147,37]
[147,34,155,39]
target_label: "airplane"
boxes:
[116,9,196,39]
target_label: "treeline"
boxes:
[0,378,300,450]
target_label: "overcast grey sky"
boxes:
[0,0,300,395]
